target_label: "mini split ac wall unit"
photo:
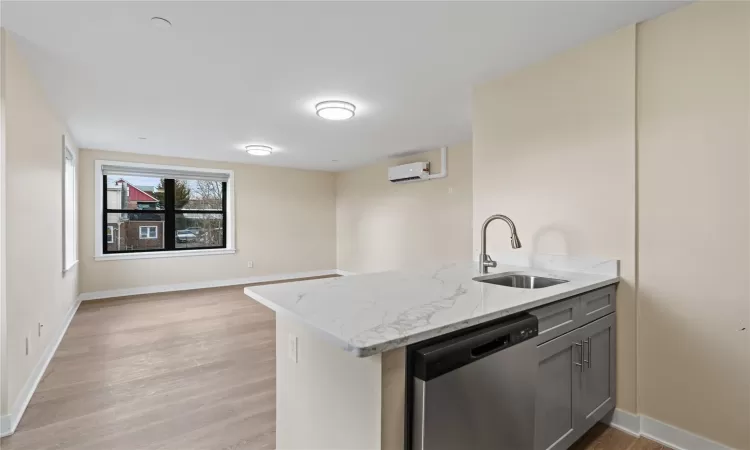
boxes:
[388,162,430,183]
[387,147,448,183]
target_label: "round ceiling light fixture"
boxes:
[151,17,172,29]
[245,145,273,156]
[315,100,356,121]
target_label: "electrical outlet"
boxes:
[247,261,254,268]
[288,334,298,363]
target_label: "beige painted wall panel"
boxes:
[0,28,8,419]
[637,3,750,448]
[78,149,337,293]
[336,143,472,273]
[2,30,79,413]
[472,26,638,412]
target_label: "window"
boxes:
[63,141,77,271]
[139,226,158,239]
[95,161,234,259]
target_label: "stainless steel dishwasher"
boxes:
[411,313,539,450]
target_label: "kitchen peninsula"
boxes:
[244,254,619,450]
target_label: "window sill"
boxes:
[95,248,236,261]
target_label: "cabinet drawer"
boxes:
[530,296,579,344]
[579,285,616,323]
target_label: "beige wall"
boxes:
[0,28,7,420]
[336,143,473,273]
[78,149,337,294]
[1,30,80,415]
[637,3,750,448]
[473,26,638,413]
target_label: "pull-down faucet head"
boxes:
[510,233,522,249]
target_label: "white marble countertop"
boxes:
[244,256,619,357]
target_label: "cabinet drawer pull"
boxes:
[583,338,591,368]
[574,341,583,371]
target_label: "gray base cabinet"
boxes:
[531,286,617,450]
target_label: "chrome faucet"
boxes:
[479,214,522,274]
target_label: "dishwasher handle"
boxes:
[413,313,538,382]
[470,334,510,358]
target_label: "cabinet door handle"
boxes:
[586,337,592,368]
[574,341,583,371]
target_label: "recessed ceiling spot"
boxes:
[245,145,273,156]
[151,17,172,29]
[315,101,356,121]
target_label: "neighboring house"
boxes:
[134,185,157,196]
[106,180,164,252]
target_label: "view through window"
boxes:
[103,172,227,254]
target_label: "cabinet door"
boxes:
[534,328,582,450]
[579,313,616,431]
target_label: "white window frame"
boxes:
[63,137,77,272]
[94,160,236,261]
[139,225,158,240]
[106,225,114,244]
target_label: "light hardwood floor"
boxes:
[1,284,668,450]
[570,423,672,450]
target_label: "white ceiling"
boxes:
[2,1,682,171]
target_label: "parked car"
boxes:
[176,230,198,243]
[186,227,203,237]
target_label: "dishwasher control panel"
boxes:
[412,313,538,382]
[515,323,538,342]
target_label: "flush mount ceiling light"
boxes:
[151,17,172,29]
[245,145,273,156]
[315,101,356,121]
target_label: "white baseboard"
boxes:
[641,415,731,450]
[334,269,357,276]
[603,408,731,450]
[604,408,641,437]
[78,269,344,301]
[0,298,80,438]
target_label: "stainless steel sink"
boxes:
[473,272,569,289]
